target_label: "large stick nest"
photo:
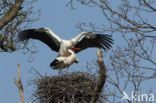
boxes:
[32,72,98,103]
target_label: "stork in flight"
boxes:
[18,28,113,56]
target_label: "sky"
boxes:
[0,0,155,103]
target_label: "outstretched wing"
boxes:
[72,32,113,53]
[18,28,62,52]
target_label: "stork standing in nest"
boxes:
[50,49,78,74]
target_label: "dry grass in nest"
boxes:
[32,72,97,103]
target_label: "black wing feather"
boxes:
[18,28,60,52]
[50,59,59,67]
[75,34,113,53]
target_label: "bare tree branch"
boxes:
[0,0,39,52]
[66,0,156,102]
[91,50,107,103]
[142,0,156,12]
[14,64,25,103]
[0,0,23,30]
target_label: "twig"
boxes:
[14,64,25,103]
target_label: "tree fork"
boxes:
[91,50,107,103]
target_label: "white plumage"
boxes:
[50,49,78,69]
[18,28,113,69]
[19,28,113,56]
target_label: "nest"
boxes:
[32,72,98,103]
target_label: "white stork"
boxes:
[50,49,78,74]
[18,28,113,56]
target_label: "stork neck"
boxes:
[68,49,75,55]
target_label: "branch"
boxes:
[0,0,23,30]
[142,0,156,12]
[14,64,25,103]
[91,50,107,103]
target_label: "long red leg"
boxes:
[58,71,60,76]
[65,66,69,75]
[58,70,61,76]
